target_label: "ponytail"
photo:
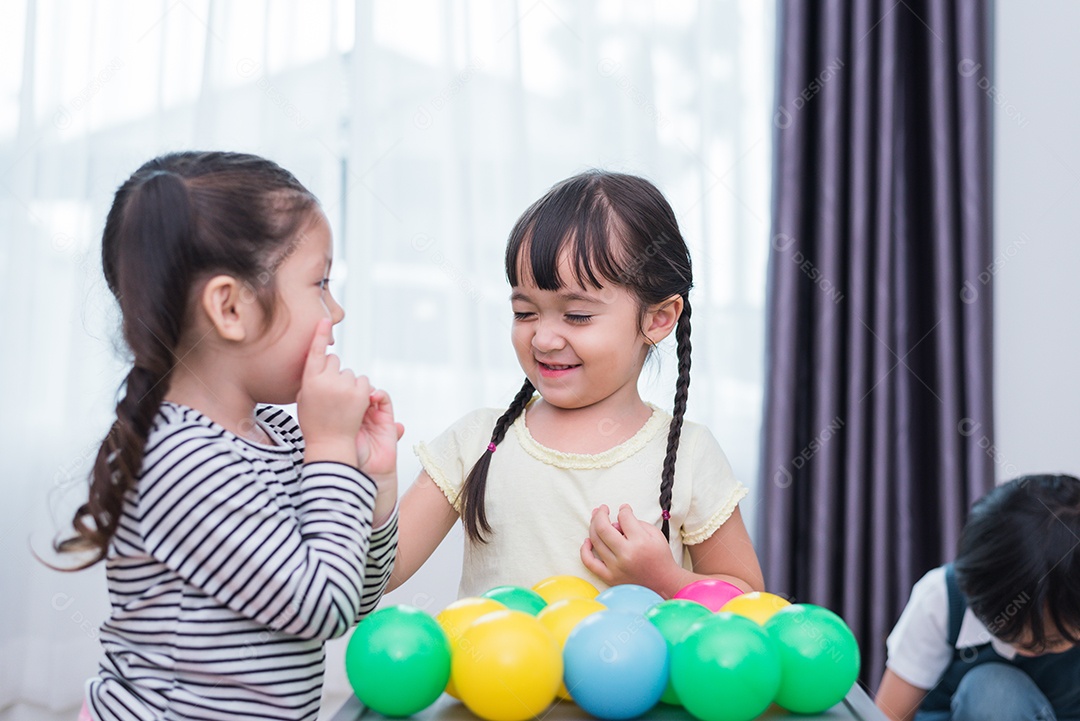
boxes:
[57,171,194,565]
[658,297,691,540]
[460,379,536,542]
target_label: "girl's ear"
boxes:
[644,294,684,344]
[200,275,255,342]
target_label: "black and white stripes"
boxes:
[86,402,396,720]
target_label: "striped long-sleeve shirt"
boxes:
[86,402,397,720]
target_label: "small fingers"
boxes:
[580,539,609,579]
[303,319,333,376]
[617,504,641,539]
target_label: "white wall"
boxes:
[993,0,1080,480]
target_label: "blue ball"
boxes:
[563,610,669,720]
[595,584,665,616]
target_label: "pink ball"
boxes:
[673,579,744,612]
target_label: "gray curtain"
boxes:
[760,0,995,688]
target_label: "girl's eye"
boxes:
[513,311,534,321]
[565,314,592,324]
[318,278,331,290]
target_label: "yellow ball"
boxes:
[537,598,607,700]
[531,575,600,604]
[453,610,562,721]
[435,597,506,699]
[720,591,792,625]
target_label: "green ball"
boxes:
[670,613,781,721]
[345,606,451,717]
[481,585,548,615]
[644,599,714,705]
[764,604,860,714]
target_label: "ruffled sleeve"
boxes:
[414,408,501,512]
[680,424,748,545]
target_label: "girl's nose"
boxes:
[531,318,566,353]
[328,294,345,324]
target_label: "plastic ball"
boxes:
[720,592,792,625]
[481,585,548,615]
[453,609,562,721]
[764,604,860,713]
[434,597,506,699]
[537,597,607,699]
[532,575,600,604]
[344,605,451,717]
[643,599,714,705]
[673,578,744,612]
[594,583,664,616]
[670,613,781,721]
[562,609,669,719]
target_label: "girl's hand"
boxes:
[356,388,404,479]
[580,504,683,594]
[357,389,404,528]
[298,319,369,466]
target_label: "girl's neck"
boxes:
[525,393,654,454]
[164,369,272,445]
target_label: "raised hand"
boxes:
[297,318,370,466]
[357,389,405,527]
[356,388,404,478]
[580,503,681,592]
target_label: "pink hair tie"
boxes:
[487,442,497,453]
[661,510,671,520]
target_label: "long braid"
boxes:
[460,379,536,542]
[659,297,692,540]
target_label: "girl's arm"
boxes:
[875,670,928,721]
[386,469,459,592]
[581,504,764,596]
[682,505,764,593]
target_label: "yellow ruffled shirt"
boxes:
[415,401,748,598]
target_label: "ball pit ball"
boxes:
[719,591,792,625]
[481,585,549,615]
[764,604,861,714]
[453,609,563,721]
[672,578,744,612]
[594,583,664,616]
[344,605,451,718]
[532,575,601,604]
[434,597,506,699]
[643,599,714,705]
[537,597,608,700]
[562,609,669,720]
[670,613,781,721]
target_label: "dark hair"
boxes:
[954,474,1080,650]
[459,170,693,542]
[56,151,318,566]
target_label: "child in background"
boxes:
[876,474,1080,720]
[57,152,401,720]
[388,170,763,599]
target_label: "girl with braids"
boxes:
[389,170,763,599]
[57,152,401,721]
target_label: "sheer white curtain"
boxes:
[0,1,773,718]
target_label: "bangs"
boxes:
[505,175,631,291]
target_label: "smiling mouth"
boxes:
[538,361,581,372]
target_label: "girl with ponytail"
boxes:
[59,152,401,721]
[391,170,763,599]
